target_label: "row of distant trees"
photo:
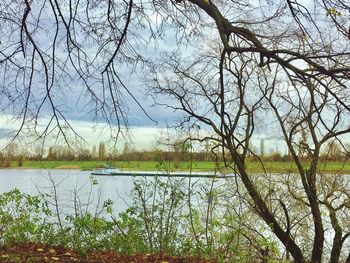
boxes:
[0,142,110,163]
[0,141,213,164]
[0,140,349,165]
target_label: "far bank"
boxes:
[2,160,350,174]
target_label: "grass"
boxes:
[5,160,350,174]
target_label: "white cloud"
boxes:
[0,113,164,150]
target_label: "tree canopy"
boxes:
[1,0,350,262]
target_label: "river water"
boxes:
[0,169,219,216]
[0,169,140,215]
[1,169,346,260]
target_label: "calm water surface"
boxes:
[0,169,136,214]
[0,169,229,218]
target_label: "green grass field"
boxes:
[5,160,350,174]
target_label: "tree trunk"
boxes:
[233,153,305,262]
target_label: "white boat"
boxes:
[91,168,228,178]
[91,166,120,175]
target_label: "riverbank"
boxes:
[0,243,212,263]
[3,160,350,174]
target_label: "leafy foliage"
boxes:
[0,179,278,261]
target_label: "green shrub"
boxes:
[0,189,51,244]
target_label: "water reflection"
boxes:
[0,169,135,215]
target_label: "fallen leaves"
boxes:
[0,243,79,263]
[0,243,215,263]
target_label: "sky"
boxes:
[1,0,346,154]
[0,1,289,153]
[0,1,187,151]
[0,113,168,151]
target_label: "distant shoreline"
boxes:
[1,160,350,174]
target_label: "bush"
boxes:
[0,189,51,243]
[0,182,279,261]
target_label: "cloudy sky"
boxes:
[0,0,316,153]
[0,1,189,151]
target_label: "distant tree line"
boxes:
[0,140,349,167]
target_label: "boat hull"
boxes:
[90,170,229,178]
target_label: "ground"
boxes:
[0,243,214,263]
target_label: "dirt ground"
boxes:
[0,243,214,263]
